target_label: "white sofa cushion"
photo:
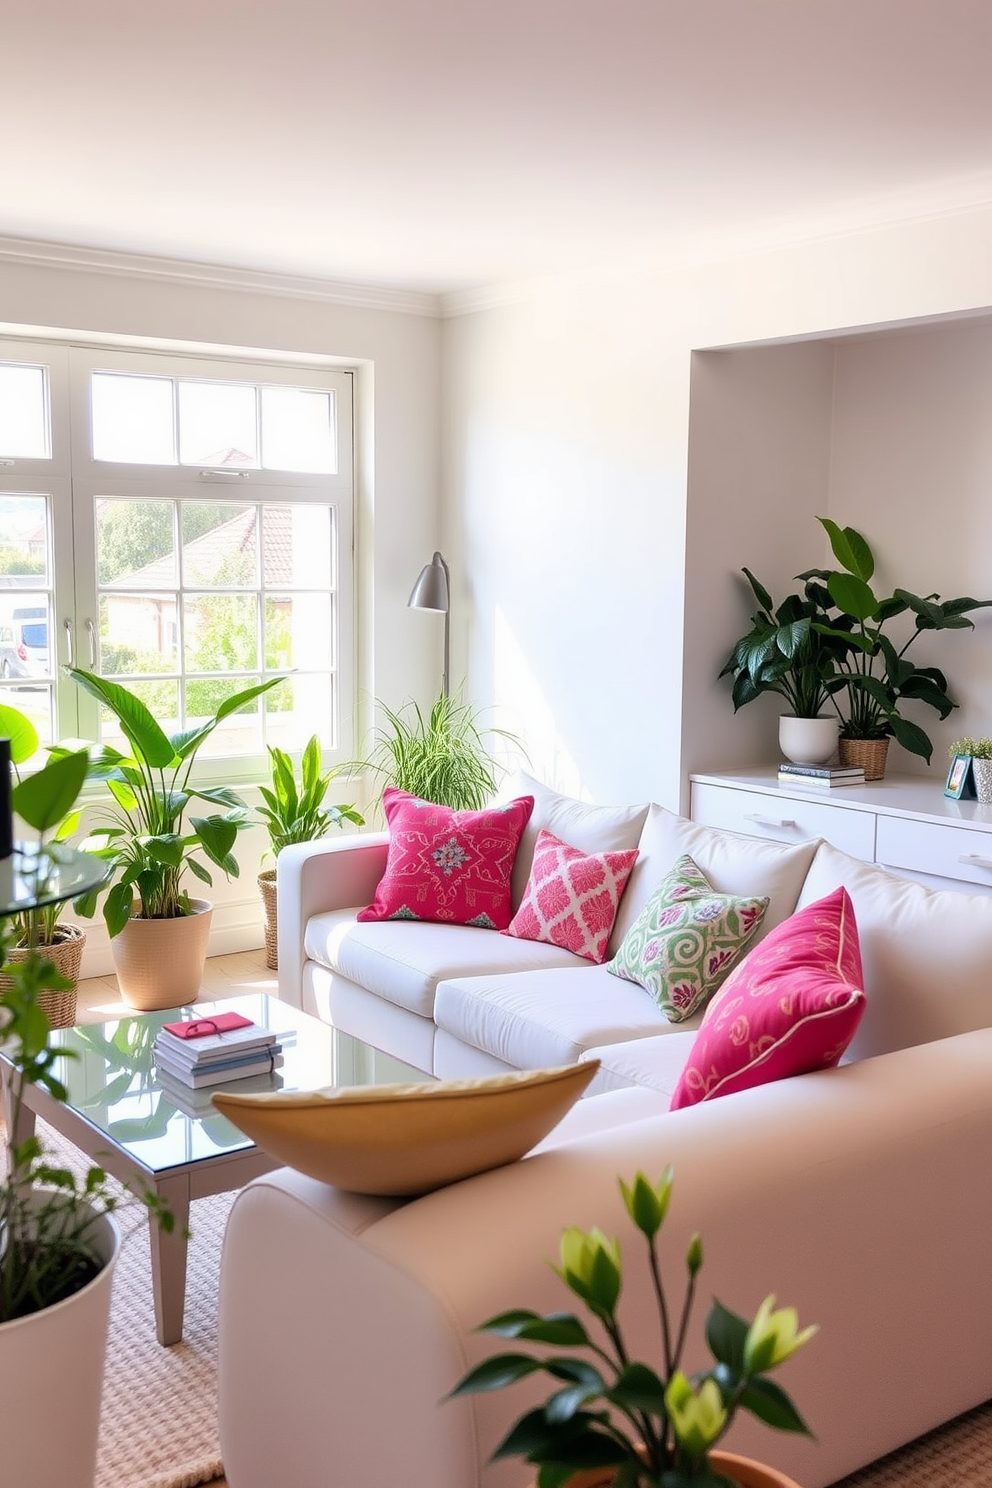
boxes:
[304,909,584,1018]
[797,840,992,1058]
[581,1030,699,1097]
[433,964,703,1069]
[498,769,650,910]
[614,803,821,948]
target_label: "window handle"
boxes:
[743,812,797,829]
[62,618,74,668]
[85,618,97,668]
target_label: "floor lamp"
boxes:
[408,550,450,697]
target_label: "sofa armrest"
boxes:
[218,1029,992,1488]
[276,832,389,1008]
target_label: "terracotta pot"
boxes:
[110,898,213,1011]
[530,1450,803,1488]
[258,868,278,970]
[0,924,86,1027]
[838,735,890,780]
[0,1196,120,1488]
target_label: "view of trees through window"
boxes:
[0,343,354,774]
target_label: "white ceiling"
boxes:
[5,0,992,299]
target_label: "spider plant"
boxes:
[360,690,517,811]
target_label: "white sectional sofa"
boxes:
[218,774,992,1488]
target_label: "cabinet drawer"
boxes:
[875,815,992,889]
[691,782,875,860]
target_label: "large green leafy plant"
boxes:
[256,734,363,860]
[62,668,281,936]
[361,690,516,811]
[804,518,992,764]
[451,1169,815,1488]
[0,751,173,1320]
[720,571,850,719]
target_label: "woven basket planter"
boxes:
[258,869,278,970]
[838,736,890,780]
[0,924,86,1028]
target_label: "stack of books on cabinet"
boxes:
[154,1012,284,1089]
[777,763,866,789]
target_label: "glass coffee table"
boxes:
[0,992,430,1346]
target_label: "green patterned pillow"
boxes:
[606,854,769,1022]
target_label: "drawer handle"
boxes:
[957,854,992,870]
[743,813,797,829]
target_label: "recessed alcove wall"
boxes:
[682,315,992,782]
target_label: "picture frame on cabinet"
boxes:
[945,754,975,800]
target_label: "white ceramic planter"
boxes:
[0,1198,120,1488]
[778,714,838,765]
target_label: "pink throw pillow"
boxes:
[357,789,534,931]
[504,828,638,964]
[669,887,866,1110]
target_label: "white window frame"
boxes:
[0,339,355,786]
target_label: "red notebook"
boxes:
[162,1011,255,1040]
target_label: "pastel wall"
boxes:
[442,203,992,811]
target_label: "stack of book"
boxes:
[154,1011,284,1088]
[777,762,866,789]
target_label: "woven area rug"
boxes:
[830,1400,992,1487]
[39,1121,230,1488]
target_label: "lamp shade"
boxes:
[408,551,449,613]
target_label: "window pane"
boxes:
[184,594,259,671]
[97,498,177,588]
[264,592,333,671]
[0,683,52,753]
[262,504,332,588]
[100,594,178,674]
[178,381,257,467]
[92,373,176,464]
[264,673,334,752]
[0,593,51,681]
[261,387,335,473]
[0,364,49,459]
[0,494,50,585]
[186,677,263,757]
[182,504,257,587]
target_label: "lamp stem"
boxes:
[440,553,450,698]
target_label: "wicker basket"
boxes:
[838,736,890,781]
[0,924,86,1028]
[258,869,278,970]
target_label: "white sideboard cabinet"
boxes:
[690,767,992,896]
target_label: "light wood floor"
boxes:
[77,949,272,1488]
[75,945,278,1026]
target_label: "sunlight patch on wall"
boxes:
[493,604,590,799]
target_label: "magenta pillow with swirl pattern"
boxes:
[669,887,866,1109]
[357,788,534,931]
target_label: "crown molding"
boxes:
[0,235,443,319]
[441,175,992,319]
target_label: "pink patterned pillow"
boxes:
[357,789,534,931]
[669,887,866,1110]
[504,829,639,964]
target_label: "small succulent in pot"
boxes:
[450,1168,816,1488]
[948,736,992,760]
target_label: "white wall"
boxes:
[0,253,442,973]
[442,203,992,811]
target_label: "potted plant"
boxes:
[255,734,363,968]
[451,1167,815,1488]
[62,666,281,1010]
[720,570,850,765]
[0,749,174,1488]
[949,736,992,803]
[0,701,87,1026]
[803,518,992,778]
[361,689,516,811]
